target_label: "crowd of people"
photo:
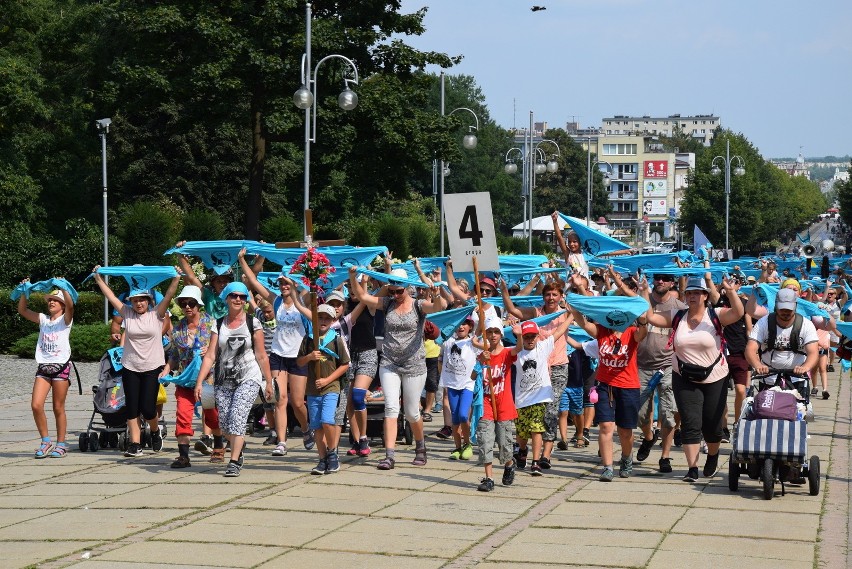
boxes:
[16,215,845,489]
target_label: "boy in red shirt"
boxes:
[474,317,518,491]
[570,306,648,482]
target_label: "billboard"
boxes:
[644,160,668,178]
[643,180,667,198]
[643,199,668,216]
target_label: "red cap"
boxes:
[520,321,539,336]
[479,277,496,289]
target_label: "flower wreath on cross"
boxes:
[289,248,335,297]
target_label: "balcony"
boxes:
[608,211,638,221]
[609,192,638,201]
[614,172,638,181]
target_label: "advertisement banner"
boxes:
[644,160,668,178]
[643,180,667,197]
[642,199,668,216]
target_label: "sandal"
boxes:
[210,448,225,463]
[49,442,68,458]
[422,412,433,423]
[35,438,52,459]
[412,447,428,466]
[376,457,395,470]
[574,439,587,448]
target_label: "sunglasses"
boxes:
[227,294,247,301]
[653,275,674,282]
[178,301,199,309]
[387,288,406,296]
[480,288,495,296]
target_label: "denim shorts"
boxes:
[593,384,640,429]
[307,392,340,430]
[558,386,584,415]
[270,353,308,376]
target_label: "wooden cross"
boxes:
[473,256,499,420]
[275,209,346,380]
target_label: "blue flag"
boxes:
[558,212,631,257]
[247,244,387,270]
[566,293,650,332]
[164,240,261,275]
[694,226,711,258]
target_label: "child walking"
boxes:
[298,304,350,475]
[475,316,517,491]
[439,316,481,460]
[510,314,573,476]
[17,285,75,458]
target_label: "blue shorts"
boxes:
[558,386,584,415]
[593,384,640,429]
[270,353,308,377]
[307,392,340,430]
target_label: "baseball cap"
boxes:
[746,275,757,283]
[684,277,709,293]
[127,288,154,301]
[521,321,539,336]
[479,277,497,289]
[317,304,337,318]
[776,288,798,311]
[325,290,346,304]
[484,315,504,332]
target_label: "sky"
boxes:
[398,0,852,159]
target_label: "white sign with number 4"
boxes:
[444,192,499,273]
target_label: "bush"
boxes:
[182,209,226,241]
[10,322,112,362]
[349,220,376,247]
[497,234,551,256]
[407,217,437,257]
[260,214,302,243]
[0,291,108,353]
[116,199,183,266]
[376,214,409,259]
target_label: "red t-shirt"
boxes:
[596,324,640,389]
[482,348,518,421]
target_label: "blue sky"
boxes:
[398,0,851,159]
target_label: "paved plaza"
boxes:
[0,361,849,569]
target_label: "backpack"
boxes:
[764,312,804,355]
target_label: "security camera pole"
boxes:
[97,118,111,322]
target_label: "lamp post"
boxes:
[293,2,359,241]
[504,112,559,254]
[437,72,480,256]
[587,151,613,226]
[710,139,745,254]
[95,118,111,323]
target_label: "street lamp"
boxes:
[504,112,560,253]
[710,139,746,253]
[439,105,479,255]
[294,2,359,241]
[587,152,613,226]
[95,117,111,323]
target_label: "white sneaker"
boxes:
[271,443,287,456]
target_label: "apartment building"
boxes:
[601,114,719,146]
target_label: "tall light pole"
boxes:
[437,72,480,256]
[710,139,745,254]
[587,147,613,227]
[504,112,559,254]
[95,118,111,323]
[293,2,359,241]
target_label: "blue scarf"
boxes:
[354,267,429,289]
[834,322,852,339]
[558,212,631,256]
[425,305,476,345]
[161,350,202,389]
[602,253,681,274]
[10,278,79,303]
[497,266,566,289]
[501,309,568,345]
[487,295,545,310]
[164,240,261,275]
[752,284,830,318]
[107,347,124,371]
[566,293,649,332]
[307,328,340,359]
[247,244,388,271]
[86,266,178,291]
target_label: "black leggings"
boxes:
[123,367,163,421]
[672,373,727,445]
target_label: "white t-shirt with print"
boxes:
[513,335,555,408]
[36,314,72,364]
[439,336,479,391]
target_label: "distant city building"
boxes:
[771,153,811,180]
[600,114,719,146]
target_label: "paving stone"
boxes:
[303,468,443,490]
[0,508,59,528]
[671,507,819,541]
[96,540,289,567]
[569,486,696,506]
[0,508,195,540]
[694,483,823,514]
[85,483,268,509]
[0,540,99,567]
[646,549,812,569]
[245,483,414,514]
[263,549,445,569]
[533,501,687,531]
[307,517,491,558]
[373,490,535,525]
[657,533,814,562]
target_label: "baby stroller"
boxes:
[79,350,130,452]
[728,368,820,500]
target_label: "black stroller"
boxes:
[79,351,130,452]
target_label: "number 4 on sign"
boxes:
[444,192,499,273]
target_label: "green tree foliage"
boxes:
[181,209,227,242]
[837,161,852,228]
[680,130,827,251]
[115,199,182,266]
[259,213,302,243]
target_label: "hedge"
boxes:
[0,291,107,353]
[10,323,113,362]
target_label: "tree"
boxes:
[837,161,852,228]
